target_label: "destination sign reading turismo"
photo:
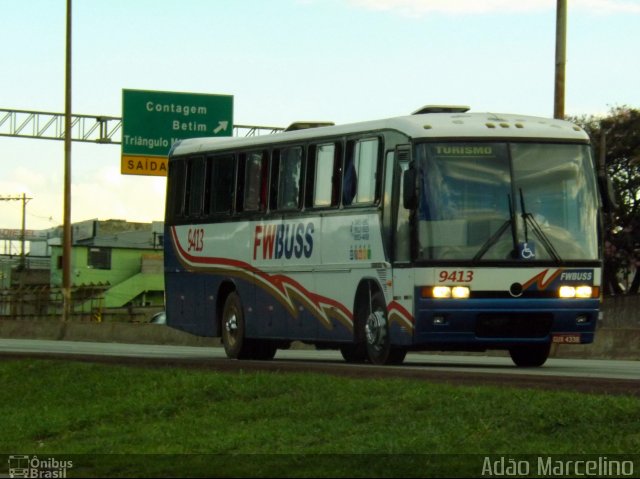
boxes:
[121,89,233,176]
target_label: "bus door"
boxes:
[391,145,416,344]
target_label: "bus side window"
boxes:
[186,157,205,217]
[184,159,193,216]
[304,145,316,209]
[395,159,411,262]
[343,141,356,206]
[277,147,303,210]
[355,138,379,204]
[344,138,380,206]
[260,151,270,210]
[269,150,279,211]
[243,152,267,212]
[313,143,336,207]
[168,159,186,221]
[331,142,343,207]
[205,155,236,215]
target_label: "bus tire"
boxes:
[221,292,251,359]
[364,290,391,365]
[340,343,366,363]
[387,348,407,365]
[251,341,277,360]
[509,343,551,367]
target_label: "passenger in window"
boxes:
[343,155,357,206]
[279,149,301,209]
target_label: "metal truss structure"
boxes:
[0,108,284,144]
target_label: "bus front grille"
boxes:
[475,313,553,338]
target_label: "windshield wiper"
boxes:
[519,189,562,263]
[473,194,519,261]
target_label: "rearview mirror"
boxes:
[402,164,418,210]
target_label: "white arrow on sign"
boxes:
[213,121,229,134]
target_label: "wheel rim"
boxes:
[365,309,387,352]
[224,311,239,348]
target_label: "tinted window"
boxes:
[244,152,267,211]
[206,155,235,214]
[187,157,205,216]
[278,147,302,210]
[168,159,186,220]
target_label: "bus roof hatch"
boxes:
[284,121,335,132]
[412,105,470,115]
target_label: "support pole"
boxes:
[63,0,72,321]
[554,0,567,119]
[20,193,30,270]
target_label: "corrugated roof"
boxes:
[76,229,161,250]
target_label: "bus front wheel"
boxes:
[340,343,366,363]
[509,343,551,367]
[363,291,392,365]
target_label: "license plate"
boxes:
[552,334,581,344]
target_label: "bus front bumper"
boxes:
[411,297,599,349]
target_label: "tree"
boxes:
[571,106,640,294]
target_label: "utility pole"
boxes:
[554,0,567,119]
[63,0,72,321]
[20,193,31,269]
[0,194,33,268]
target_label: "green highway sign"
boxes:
[121,89,233,176]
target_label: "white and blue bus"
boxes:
[164,106,602,366]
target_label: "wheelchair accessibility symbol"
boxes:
[519,242,536,259]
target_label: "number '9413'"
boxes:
[438,270,474,282]
[187,228,204,252]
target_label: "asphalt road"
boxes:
[1,338,638,396]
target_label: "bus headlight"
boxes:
[559,285,593,298]
[559,286,575,298]
[575,286,593,298]
[429,286,470,299]
[451,286,470,299]
[432,286,452,298]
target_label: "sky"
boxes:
[1,0,639,237]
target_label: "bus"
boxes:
[164,105,602,367]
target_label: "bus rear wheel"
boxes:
[509,343,551,367]
[221,292,251,359]
[251,341,277,360]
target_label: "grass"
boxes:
[0,359,638,477]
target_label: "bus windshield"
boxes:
[414,142,599,262]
